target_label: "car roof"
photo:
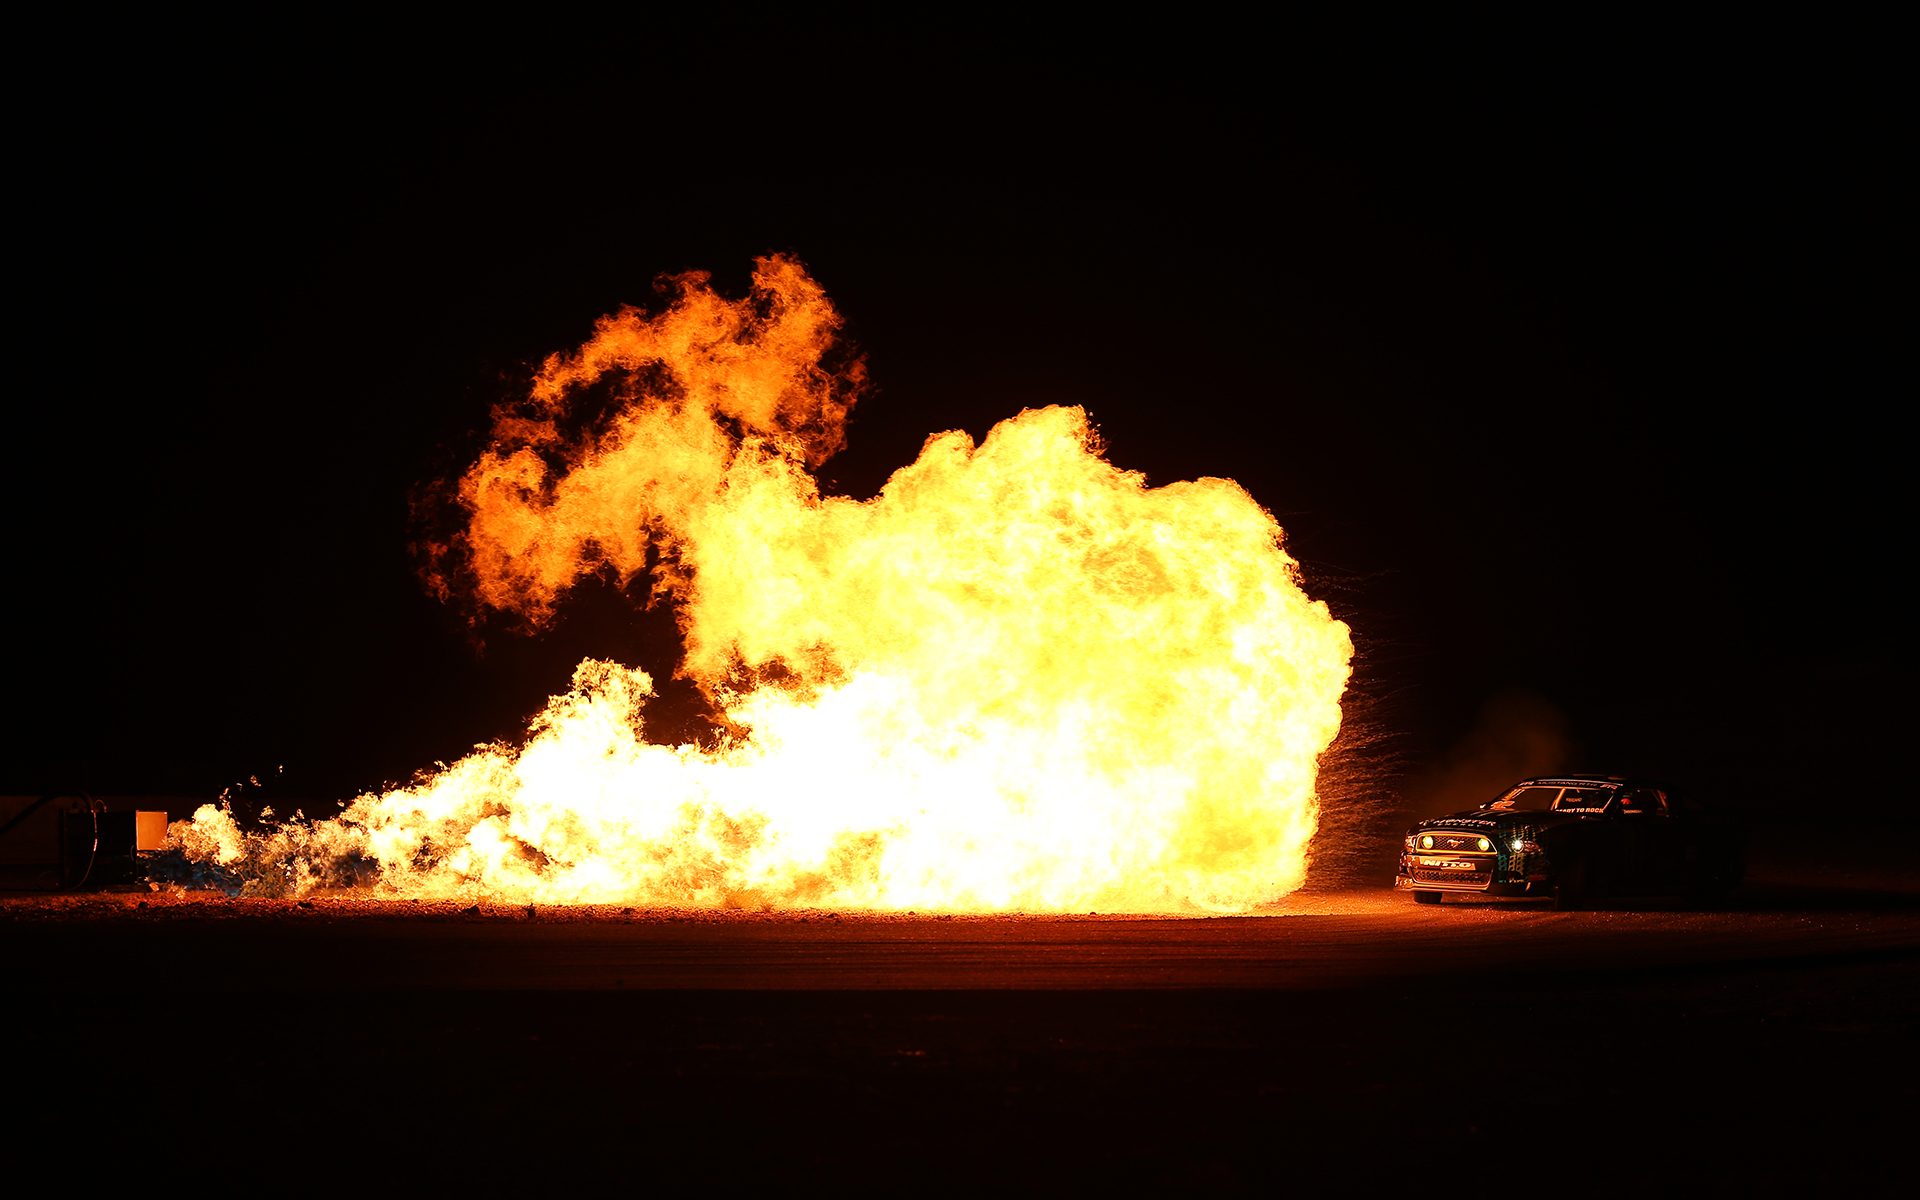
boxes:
[1512,775,1633,787]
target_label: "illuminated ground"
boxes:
[7,863,1915,1195]
[5,882,1917,990]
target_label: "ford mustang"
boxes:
[1395,775,1744,909]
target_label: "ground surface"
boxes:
[5,865,1916,1196]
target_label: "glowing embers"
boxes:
[164,257,1353,912]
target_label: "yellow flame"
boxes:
[168,256,1351,912]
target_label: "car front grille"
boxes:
[1423,832,1491,853]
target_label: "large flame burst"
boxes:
[169,257,1352,912]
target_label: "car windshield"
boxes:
[1482,785,1617,812]
[1555,786,1615,810]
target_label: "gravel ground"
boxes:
[4,846,1915,1196]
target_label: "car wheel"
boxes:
[1687,859,1745,905]
[1412,890,1443,905]
[1553,858,1591,911]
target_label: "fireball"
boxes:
[167,256,1351,912]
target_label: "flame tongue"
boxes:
[173,256,1352,912]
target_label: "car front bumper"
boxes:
[1397,850,1556,895]
[1394,875,1548,896]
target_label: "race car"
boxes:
[1395,775,1745,909]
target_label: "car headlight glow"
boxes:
[1476,837,1490,851]
[1419,835,1434,849]
[1511,838,1542,853]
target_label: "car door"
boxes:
[1617,787,1683,890]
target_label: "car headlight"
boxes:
[1476,837,1491,851]
[1510,838,1542,853]
[1419,835,1434,849]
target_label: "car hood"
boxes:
[1412,810,1590,835]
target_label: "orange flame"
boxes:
[167,256,1352,912]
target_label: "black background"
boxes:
[8,23,1904,835]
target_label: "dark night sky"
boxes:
[7,32,1904,826]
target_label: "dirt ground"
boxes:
[3,839,1915,1197]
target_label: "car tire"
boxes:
[1412,890,1443,905]
[1553,858,1592,911]
[1687,859,1745,905]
